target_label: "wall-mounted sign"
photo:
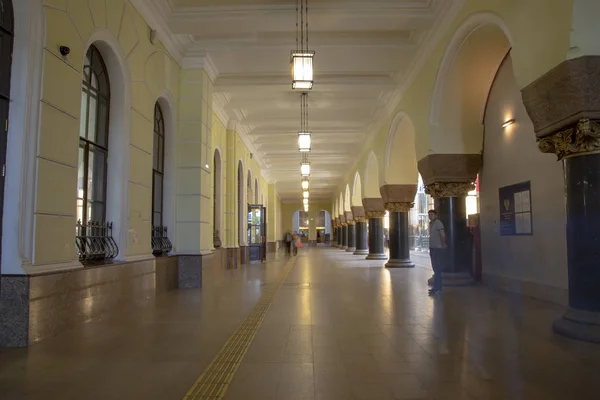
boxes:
[498,181,532,236]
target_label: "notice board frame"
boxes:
[498,181,533,236]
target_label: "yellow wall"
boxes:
[27,0,273,272]
[335,0,575,203]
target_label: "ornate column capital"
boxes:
[384,202,413,212]
[347,220,356,225]
[341,222,348,227]
[366,211,386,219]
[425,182,474,198]
[355,217,367,223]
[538,118,600,160]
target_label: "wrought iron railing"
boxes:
[76,220,119,262]
[152,226,173,256]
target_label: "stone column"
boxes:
[522,56,600,342]
[380,185,417,269]
[365,211,386,260]
[384,202,415,268]
[340,226,348,251]
[419,155,481,286]
[345,211,355,252]
[346,221,356,252]
[334,218,340,247]
[352,206,368,255]
[426,182,475,284]
[354,217,369,256]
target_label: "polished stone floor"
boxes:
[1,248,600,399]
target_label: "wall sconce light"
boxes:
[205,164,209,169]
[502,118,515,128]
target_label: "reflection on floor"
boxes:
[1,248,600,400]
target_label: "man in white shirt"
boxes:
[428,210,447,295]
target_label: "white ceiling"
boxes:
[134,0,462,202]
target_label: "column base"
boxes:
[354,249,369,256]
[345,247,356,253]
[178,255,203,289]
[442,272,476,286]
[385,258,415,268]
[366,253,388,260]
[553,308,600,343]
[340,246,347,251]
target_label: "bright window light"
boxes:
[303,190,309,199]
[301,179,309,190]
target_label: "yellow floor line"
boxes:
[183,256,297,400]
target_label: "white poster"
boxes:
[521,190,531,212]
[514,191,522,213]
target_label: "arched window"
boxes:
[77,45,110,223]
[152,103,165,227]
[151,102,172,256]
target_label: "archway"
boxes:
[237,161,244,246]
[429,14,512,155]
[0,0,14,269]
[384,112,418,186]
[213,149,222,248]
[351,172,362,207]
[363,151,381,199]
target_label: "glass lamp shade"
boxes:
[301,179,309,190]
[298,132,311,152]
[300,162,310,177]
[303,191,309,199]
[303,198,309,206]
[291,50,315,90]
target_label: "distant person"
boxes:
[284,231,292,256]
[428,210,446,296]
[292,232,299,256]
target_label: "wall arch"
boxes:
[344,185,351,212]
[363,150,381,198]
[254,178,259,204]
[351,171,362,207]
[429,12,513,155]
[384,111,418,185]
[82,31,133,260]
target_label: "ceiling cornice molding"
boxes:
[170,1,437,16]
[212,92,230,127]
[130,0,186,63]
[181,52,220,81]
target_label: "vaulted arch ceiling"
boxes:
[133,0,463,201]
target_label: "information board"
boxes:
[498,181,532,236]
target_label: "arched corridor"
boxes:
[1,0,600,397]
